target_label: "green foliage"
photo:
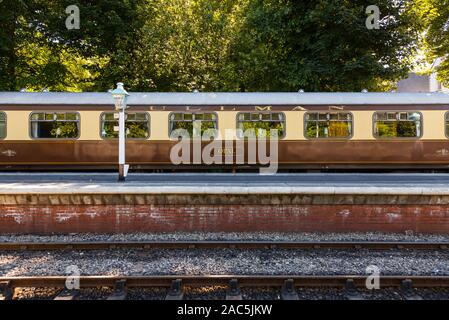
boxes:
[50,122,79,138]
[0,0,30,90]
[126,122,149,139]
[132,0,244,91]
[31,121,79,138]
[37,0,163,91]
[227,0,420,92]
[239,121,284,138]
[15,32,105,92]
[0,0,142,91]
[412,0,449,86]
[375,121,418,137]
[0,0,427,92]
[305,121,352,138]
[102,121,149,139]
[0,0,106,91]
[171,120,217,139]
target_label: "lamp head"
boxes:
[111,82,129,110]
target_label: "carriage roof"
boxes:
[1,92,449,106]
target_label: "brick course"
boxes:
[1,204,449,234]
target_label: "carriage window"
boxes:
[374,112,422,138]
[169,112,218,139]
[30,112,80,139]
[0,112,5,139]
[101,112,150,139]
[237,112,285,138]
[305,112,352,139]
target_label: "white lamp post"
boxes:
[111,82,129,182]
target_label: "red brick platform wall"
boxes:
[1,204,449,234]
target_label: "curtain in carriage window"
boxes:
[0,112,6,139]
[445,113,449,138]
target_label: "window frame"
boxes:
[303,112,354,140]
[99,111,151,140]
[168,111,219,140]
[372,111,423,140]
[29,111,81,140]
[0,111,6,140]
[236,112,286,139]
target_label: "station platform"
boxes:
[1,172,449,194]
[0,173,449,234]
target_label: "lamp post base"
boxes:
[118,165,126,182]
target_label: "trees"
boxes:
[0,0,424,92]
[0,0,144,91]
[0,0,104,91]
[133,0,244,91]
[27,0,147,91]
[0,0,30,90]
[412,0,449,86]
[131,0,421,92]
[226,0,420,92]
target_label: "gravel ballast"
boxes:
[1,232,449,243]
[0,247,448,277]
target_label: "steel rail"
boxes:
[0,241,448,251]
[1,275,449,289]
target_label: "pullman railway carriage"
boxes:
[1,91,449,171]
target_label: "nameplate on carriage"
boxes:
[255,106,272,111]
[216,148,235,155]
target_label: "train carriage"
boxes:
[1,91,449,170]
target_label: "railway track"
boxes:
[0,241,448,251]
[2,241,448,300]
[1,275,449,300]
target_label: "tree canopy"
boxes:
[0,0,442,92]
[412,0,449,86]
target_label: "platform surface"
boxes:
[0,173,449,195]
